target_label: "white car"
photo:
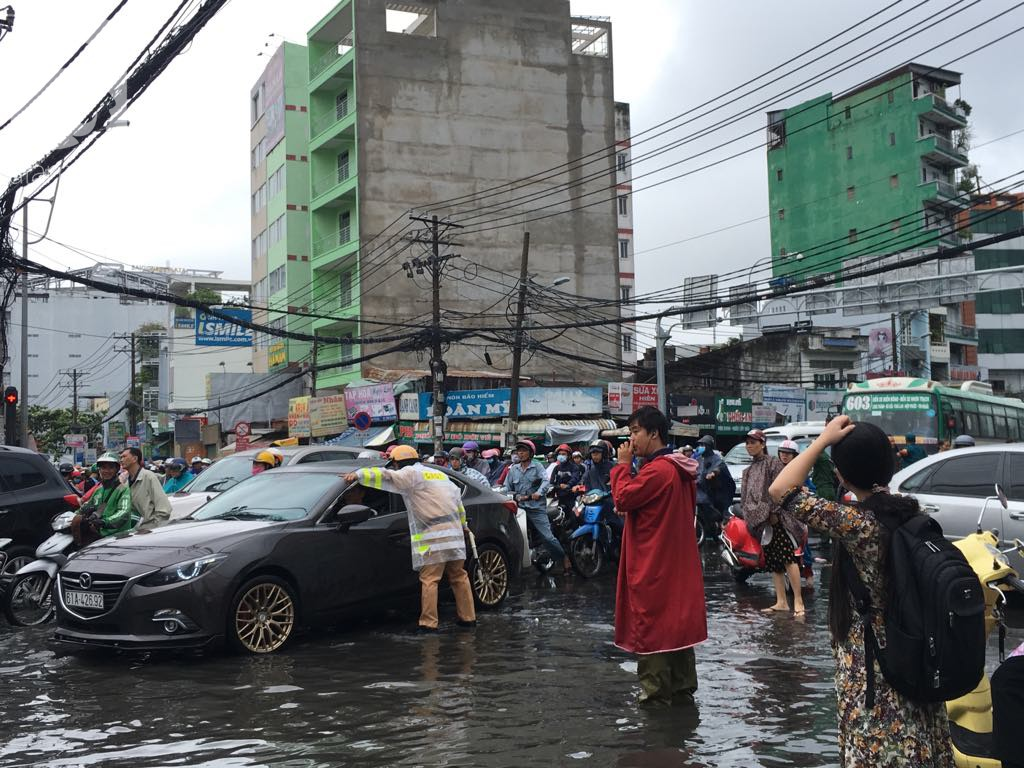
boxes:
[168,446,367,519]
[890,444,1024,573]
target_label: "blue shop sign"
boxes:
[418,389,511,420]
[195,309,254,347]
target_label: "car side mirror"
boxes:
[335,504,373,531]
[995,483,1008,510]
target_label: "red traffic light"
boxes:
[3,387,17,406]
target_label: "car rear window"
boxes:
[0,459,46,492]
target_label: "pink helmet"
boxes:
[778,439,800,454]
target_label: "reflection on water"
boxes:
[2,549,1014,767]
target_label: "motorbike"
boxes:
[720,505,805,585]
[526,493,575,574]
[946,484,1024,768]
[569,489,620,578]
[3,505,82,627]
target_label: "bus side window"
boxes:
[978,403,996,440]
[994,407,1009,440]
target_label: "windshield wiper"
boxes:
[202,479,236,492]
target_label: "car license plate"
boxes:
[65,590,104,610]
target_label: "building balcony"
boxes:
[920,179,968,209]
[311,165,357,210]
[918,133,968,168]
[311,229,359,267]
[945,322,978,344]
[310,105,356,152]
[915,92,968,129]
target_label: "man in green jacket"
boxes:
[79,453,134,540]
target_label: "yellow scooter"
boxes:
[946,483,1024,768]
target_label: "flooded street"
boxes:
[1,548,1020,768]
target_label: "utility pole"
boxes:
[506,233,530,450]
[407,214,462,456]
[311,330,318,398]
[129,332,137,437]
[71,368,79,429]
[19,204,28,447]
[890,313,899,374]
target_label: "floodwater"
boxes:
[0,548,1019,768]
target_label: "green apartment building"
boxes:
[250,42,313,374]
[767,63,969,279]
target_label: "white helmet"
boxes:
[778,439,800,455]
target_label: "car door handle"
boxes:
[920,504,941,515]
[1010,511,1024,521]
[389,531,410,543]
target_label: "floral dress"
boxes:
[781,490,954,768]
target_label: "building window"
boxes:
[847,186,855,200]
[776,168,783,182]
[780,247,787,257]
[339,211,351,244]
[778,209,785,220]
[622,333,633,353]
[891,219,901,234]
[621,285,631,302]
[887,89,895,104]
[619,239,629,260]
[890,174,899,189]
[616,153,627,173]
[889,131,896,146]
[337,150,350,182]
[844,105,851,120]
[336,90,349,120]
[617,195,628,216]
[848,228,858,243]
[339,271,353,306]
[814,373,838,388]
[846,145,853,160]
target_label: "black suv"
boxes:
[0,446,78,569]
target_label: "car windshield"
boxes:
[192,473,339,522]
[179,456,257,494]
[724,437,814,465]
[842,391,939,440]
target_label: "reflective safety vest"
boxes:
[354,464,467,570]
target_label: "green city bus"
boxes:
[842,377,1024,450]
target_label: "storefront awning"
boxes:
[397,418,616,447]
[323,425,395,449]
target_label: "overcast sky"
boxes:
[3,1,1023,350]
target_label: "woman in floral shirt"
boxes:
[768,416,953,768]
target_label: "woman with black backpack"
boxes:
[768,415,955,768]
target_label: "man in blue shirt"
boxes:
[501,438,570,575]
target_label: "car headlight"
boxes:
[52,511,77,531]
[140,554,228,587]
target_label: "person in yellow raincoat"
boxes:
[344,445,477,633]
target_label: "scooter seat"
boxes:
[949,721,996,760]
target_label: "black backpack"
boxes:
[842,513,986,709]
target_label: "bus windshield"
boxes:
[842,391,939,442]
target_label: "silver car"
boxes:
[890,444,1024,573]
[169,446,367,519]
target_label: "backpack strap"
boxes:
[839,545,882,710]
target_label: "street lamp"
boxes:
[655,309,688,415]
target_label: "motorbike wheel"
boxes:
[470,543,509,608]
[695,519,706,548]
[570,537,604,579]
[532,550,554,575]
[732,567,756,584]
[228,576,297,654]
[4,572,55,627]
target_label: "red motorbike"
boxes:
[720,505,804,584]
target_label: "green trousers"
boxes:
[637,647,697,706]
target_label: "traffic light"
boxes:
[3,386,17,446]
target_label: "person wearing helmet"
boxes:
[694,434,735,541]
[344,444,476,632]
[550,443,583,516]
[953,434,976,449]
[448,447,489,486]
[583,440,614,493]
[461,441,490,476]
[266,447,285,467]
[481,447,506,485]
[73,453,135,544]
[777,440,817,588]
[251,450,279,475]
[162,458,194,494]
[501,439,571,575]
[432,451,449,468]
[190,456,205,475]
[78,463,101,495]
[896,433,927,469]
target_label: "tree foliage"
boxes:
[29,405,106,458]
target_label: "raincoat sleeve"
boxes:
[354,466,417,493]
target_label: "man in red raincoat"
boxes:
[611,405,707,706]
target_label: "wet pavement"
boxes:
[0,547,1020,768]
